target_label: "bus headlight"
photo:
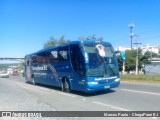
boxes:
[87,82,98,84]
[114,78,120,82]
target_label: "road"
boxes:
[0,76,160,120]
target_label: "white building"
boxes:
[115,46,131,52]
[141,44,159,55]
[115,44,160,55]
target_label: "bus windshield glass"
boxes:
[82,42,119,76]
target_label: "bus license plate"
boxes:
[104,85,110,89]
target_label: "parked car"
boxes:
[0,71,9,78]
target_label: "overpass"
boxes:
[0,58,25,63]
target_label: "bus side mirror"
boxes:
[115,51,125,61]
[115,51,125,66]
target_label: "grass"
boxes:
[120,74,160,83]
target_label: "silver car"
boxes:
[0,71,9,78]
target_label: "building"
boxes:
[141,44,160,55]
[115,46,131,52]
[115,44,160,56]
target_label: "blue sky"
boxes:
[0,0,160,60]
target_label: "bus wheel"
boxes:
[31,77,36,85]
[62,78,71,93]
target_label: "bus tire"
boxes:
[62,78,71,93]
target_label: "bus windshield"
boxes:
[82,42,119,77]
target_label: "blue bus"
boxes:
[24,40,125,93]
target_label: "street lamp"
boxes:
[128,24,135,50]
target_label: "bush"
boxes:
[120,74,160,83]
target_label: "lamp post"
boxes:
[128,24,135,50]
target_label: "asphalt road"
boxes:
[0,76,160,120]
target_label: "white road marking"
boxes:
[93,101,130,111]
[52,90,56,93]
[82,98,86,100]
[152,117,157,119]
[57,92,76,98]
[38,87,50,91]
[120,89,160,96]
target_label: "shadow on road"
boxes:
[25,81,116,97]
[70,89,116,97]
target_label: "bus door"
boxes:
[70,44,86,90]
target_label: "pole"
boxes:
[136,48,138,75]
[128,24,135,50]
[133,35,141,75]
[130,29,133,50]
[122,60,125,74]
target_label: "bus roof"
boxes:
[25,40,112,58]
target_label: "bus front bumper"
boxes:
[84,79,120,93]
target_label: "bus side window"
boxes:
[70,44,86,76]
[31,55,37,64]
[59,46,69,61]
[47,48,59,62]
[37,52,47,64]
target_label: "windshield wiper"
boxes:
[100,57,115,76]
[107,64,116,76]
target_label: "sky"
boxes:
[0,0,160,62]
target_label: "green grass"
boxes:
[120,74,160,83]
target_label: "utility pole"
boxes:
[133,35,141,75]
[128,24,135,50]
[150,47,153,62]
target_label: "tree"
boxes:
[139,54,150,65]
[78,34,103,41]
[124,49,156,72]
[144,51,159,58]
[44,36,70,48]
[139,51,160,65]
[124,50,137,71]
